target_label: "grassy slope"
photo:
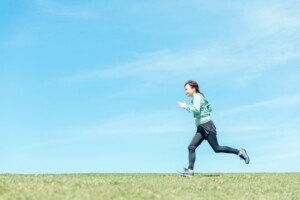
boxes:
[0,173,299,200]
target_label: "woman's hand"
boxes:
[177,101,187,108]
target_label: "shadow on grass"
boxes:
[200,174,221,177]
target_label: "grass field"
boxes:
[0,173,299,200]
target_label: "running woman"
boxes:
[177,80,249,177]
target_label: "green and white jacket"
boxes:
[185,93,212,126]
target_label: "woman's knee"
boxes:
[212,146,222,153]
[188,145,196,152]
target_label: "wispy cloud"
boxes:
[254,135,300,163]
[56,1,300,90]
[68,109,189,137]
[220,94,300,116]
[64,48,240,82]
[6,27,41,47]
[234,73,261,87]
[16,109,190,151]
[243,1,300,35]
[64,43,300,84]
[35,0,99,19]
[262,151,300,161]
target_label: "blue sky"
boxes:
[1,0,300,173]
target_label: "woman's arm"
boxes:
[184,94,201,113]
[177,101,187,108]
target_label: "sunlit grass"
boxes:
[0,173,299,200]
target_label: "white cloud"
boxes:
[16,109,191,151]
[64,48,240,82]
[262,151,300,161]
[71,109,189,137]
[234,73,261,87]
[35,0,99,19]
[243,1,300,35]
[6,27,43,47]
[8,31,35,46]
[220,94,300,116]
[56,1,300,91]
[64,44,300,84]
[254,135,300,163]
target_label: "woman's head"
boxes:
[184,80,202,97]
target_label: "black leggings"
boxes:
[188,121,239,170]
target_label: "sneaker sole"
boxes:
[177,171,194,177]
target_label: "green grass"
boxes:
[0,173,299,200]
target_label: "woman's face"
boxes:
[185,84,196,97]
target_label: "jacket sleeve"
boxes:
[185,94,201,113]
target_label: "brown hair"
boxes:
[184,80,204,96]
